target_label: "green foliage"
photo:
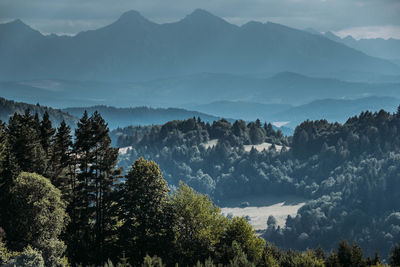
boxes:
[292,250,325,267]
[119,158,172,265]
[47,120,73,197]
[195,257,217,267]
[171,183,229,265]
[262,252,279,267]
[3,246,45,267]
[66,110,120,265]
[116,252,132,267]
[390,245,400,267]
[2,108,400,266]
[0,238,19,265]
[218,217,265,265]
[228,241,255,267]
[142,255,165,267]
[0,121,6,174]
[6,110,46,174]
[5,172,68,266]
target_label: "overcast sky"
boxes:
[1,0,400,39]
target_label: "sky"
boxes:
[0,0,400,39]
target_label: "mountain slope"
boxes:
[1,72,400,108]
[63,105,224,129]
[322,31,400,62]
[273,96,400,127]
[259,72,400,104]
[190,101,292,121]
[0,9,398,81]
[0,97,78,127]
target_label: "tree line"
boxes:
[113,108,400,261]
[0,109,400,266]
[0,110,273,266]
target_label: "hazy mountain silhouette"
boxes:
[0,97,78,127]
[63,105,223,129]
[272,96,400,127]
[1,72,399,107]
[0,9,398,81]
[190,101,292,121]
[305,29,400,64]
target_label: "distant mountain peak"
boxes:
[241,21,264,29]
[10,19,24,25]
[4,19,30,29]
[115,10,153,25]
[0,18,42,36]
[182,9,230,25]
[189,9,215,17]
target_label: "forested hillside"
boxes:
[63,105,222,130]
[0,97,77,127]
[0,108,400,266]
[115,107,400,260]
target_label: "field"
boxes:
[202,139,287,152]
[220,195,306,231]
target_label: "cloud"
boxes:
[0,0,399,38]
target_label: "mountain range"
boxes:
[0,97,78,127]
[1,72,399,108]
[322,31,400,64]
[0,9,399,82]
[0,97,225,130]
[188,96,400,128]
[63,105,223,130]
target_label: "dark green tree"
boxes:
[4,172,68,266]
[217,217,265,265]
[337,241,352,266]
[170,183,228,266]
[6,110,45,174]
[48,120,73,198]
[40,111,56,157]
[119,158,172,266]
[391,245,400,267]
[67,111,119,266]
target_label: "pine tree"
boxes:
[49,120,73,198]
[66,110,93,265]
[7,110,45,174]
[90,111,119,264]
[67,111,120,266]
[40,111,56,157]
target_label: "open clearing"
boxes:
[201,139,288,152]
[220,195,306,231]
[119,146,133,155]
[202,139,219,149]
[243,142,285,152]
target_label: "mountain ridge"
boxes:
[0,9,398,81]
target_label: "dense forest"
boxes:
[0,109,400,266]
[114,108,400,260]
[0,97,77,127]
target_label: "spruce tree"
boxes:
[49,120,73,198]
[67,111,119,266]
[7,110,45,174]
[40,111,56,157]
